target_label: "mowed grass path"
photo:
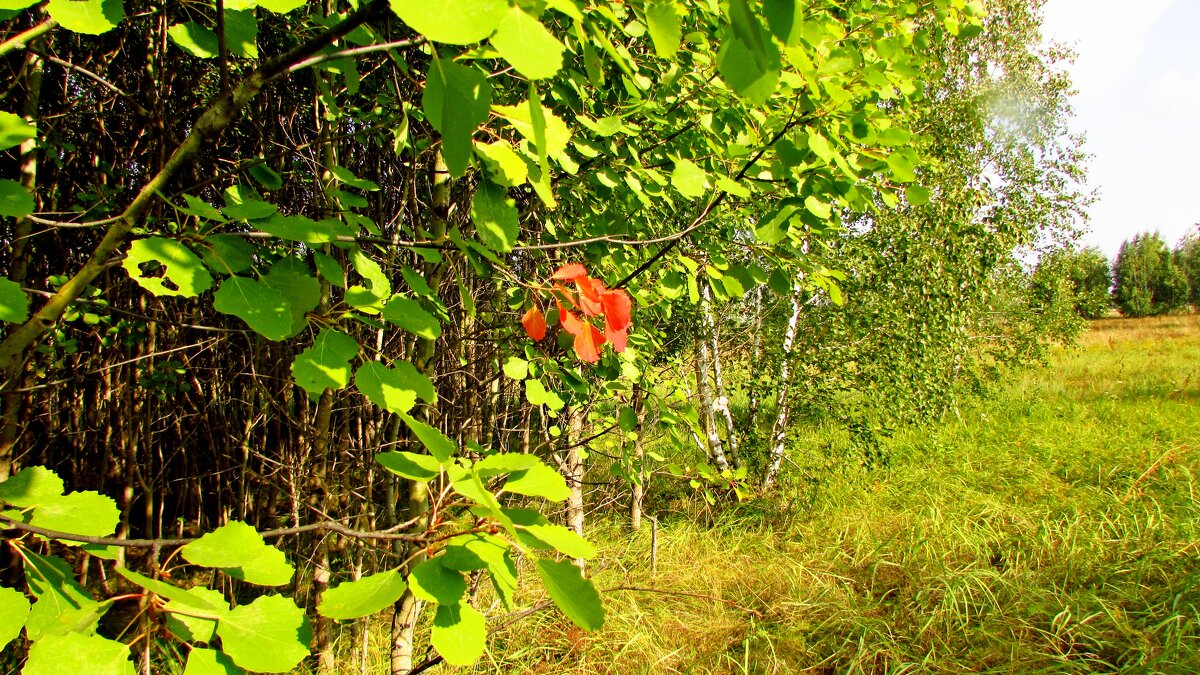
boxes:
[476,316,1200,674]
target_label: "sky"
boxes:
[1039,0,1200,261]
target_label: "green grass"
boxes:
[454,315,1200,673]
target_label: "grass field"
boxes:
[437,315,1200,673]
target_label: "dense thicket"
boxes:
[1113,232,1190,317]
[0,0,1085,671]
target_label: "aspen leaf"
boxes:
[0,111,35,150]
[431,603,487,666]
[23,632,134,675]
[217,595,311,673]
[600,289,632,331]
[390,0,507,44]
[318,568,408,620]
[491,7,565,80]
[123,238,214,298]
[0,180,34,218]
[573,322,604,363]
[551,263,587,280]
[536,558,604,630]
[522,307,547,341]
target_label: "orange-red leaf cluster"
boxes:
[521,263,634,364]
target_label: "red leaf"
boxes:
[605,325,628,352]
[557,301,584,336]
[600,289,632,331]
[574,322,605,364]
[552,263,588,281]
[522,307,547,341]
[575,277,604,317]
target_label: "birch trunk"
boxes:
[701,280,741,469]
[565,410,585,568]
[762,281,804,488]
[695,338,730,473]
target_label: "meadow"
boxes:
[418,315,1200,673]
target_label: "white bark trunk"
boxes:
[695,337,730,473]
[763,281,804,488]
[701,280,741,469]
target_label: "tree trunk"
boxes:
[701,280,741,469]
[694,337,730,472]
[0,44,44,479]
[565,410,585,568]
[629,385,646,530]
[763,281,804,488]
[390,150,451,675]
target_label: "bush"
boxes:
[1032,246,1112,319]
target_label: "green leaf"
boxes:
[291,329,359,397]
[441,533,518,607]
[199,235,256,275]
[716,25,780,104]
[23,551,109,640]
[491,7,565,80]
[180,194,227,222]
[248,164,283,190]
[376,451,441,481]
[258,214,354,244]
[763,0,803,46]
[318,568,408,620]
[382,296,442,339]
[30,491,119,537]
[502,357,528,380]
[504,463,570,501]
[475,141,528,187]
[23,632,134,675]
[408,557,467,604]
[474,453,540,476]
[223,10,258,58]
[262,263,320,332]
[115,568,217,610]
[0,110,35,150]
[183,648,245,675]
[431,603,487,666]
[806,133,835,163]
[217,594,312,673]
[355,361,418,414]
[46,0,123,35]
[0,277,28,324]
[671,158,709,198]
[536,558,604,630]
[494,101,571,157]
[181,521,295,586]
[905,184,931,206]
[122,237,214,298]
[390,0,507,44]
[350,248,391,299]
[518,522,596,559]
[0,179,35,218]
[887,148,918,183]
[471,182,520,253]
[400,412,456,462]
[168,23,220,58]
[213,277,296,341]
[0,585,30,650]
[253,0,306,12]
[423,56,493,177]
[645,1,681,58]
[329,165,380,191]
[165,587,226,643]
[166,11,257,59]
[0,465,62,507]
